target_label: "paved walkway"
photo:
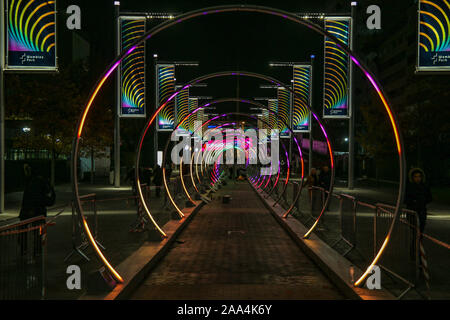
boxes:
[131,182,345,300]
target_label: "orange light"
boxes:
[163,168,185,218]
[354,236,390,287]
[136,177,167,237]
[82,219,124,283]
[180,156,194,202]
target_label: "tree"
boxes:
[5,61,114,185]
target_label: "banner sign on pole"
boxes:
[175,85,189,134]
[268,99,278,139]
[261,108,269,130]
[119,16,146,117]
[323,17,351,118]
[292,65,311,132]
[417,0,450,72]
[188,97,198,135]
[5,0,57,71]
[196,106,205,137]
[156,64,175,131]
[277,87,291,138]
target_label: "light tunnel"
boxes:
[71,5,406,287]
[155,98,309,224]
[135,73,335,242]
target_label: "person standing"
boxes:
[405,168,432,234]
[152,165,163,197]
[19,163,55,258]
[19,163,55,221]
[318,165,331,191]
[304,167,319,212]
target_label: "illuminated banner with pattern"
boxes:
[175,85,189,134]
[293,65,311,132]
[196,107,205,136]
[257,116,263,131]
[5,0,57,70]
[277,88,291,138]
[119,16,146,117]
[261,108,269,130]
[417,0,450,71]
[268,99,278,138]
[188,98,198,135]
[323,17,351,118]
[156,64,175,131]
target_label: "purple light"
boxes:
[105,61,121,78]
[350,56,361,67]
[126,46,137,55]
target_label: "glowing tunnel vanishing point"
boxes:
[71,5,406,288]
[157,103,304,222]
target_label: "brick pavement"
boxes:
[131,181,345,300]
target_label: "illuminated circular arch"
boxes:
[71,5,405,286]
[161,98,302,204]
[157,107,298,222]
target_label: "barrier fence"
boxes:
[260,179,449,299]
[0,216,47,300]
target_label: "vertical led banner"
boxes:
[257,115,263,131]
[5,0,57,70]
[188,97,198,134]
[261,108,269,130]
[156,64,175,131]
[323,17,351,118]
[119,16,146,117]
[277,87,291,138]
[268,99,278,138]
[196,107,205,137]
[292,65,311,132]
[417,0,450,72]
[174,85,189,134]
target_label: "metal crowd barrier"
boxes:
[374,204,420,298]
[0,216,47,300]
[64,193,105,262]
[263,180,446,299]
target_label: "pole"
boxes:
[309,56,315,176]
[114,1,121,187]
[348,2,357,190]
[154,55,158,167]
[0,0,5,213]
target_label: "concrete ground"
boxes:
[131,181,345,300]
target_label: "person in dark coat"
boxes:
[19,164,55,220]
[303,167,319,188]
[405,168,432,234]
[19,163,55,258]
[318,165,331,191]
[152,165,163,197]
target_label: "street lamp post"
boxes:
[114,1,121,187]
[309,55,315,175]
[348,2,357,190]
[0,0,5,212]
